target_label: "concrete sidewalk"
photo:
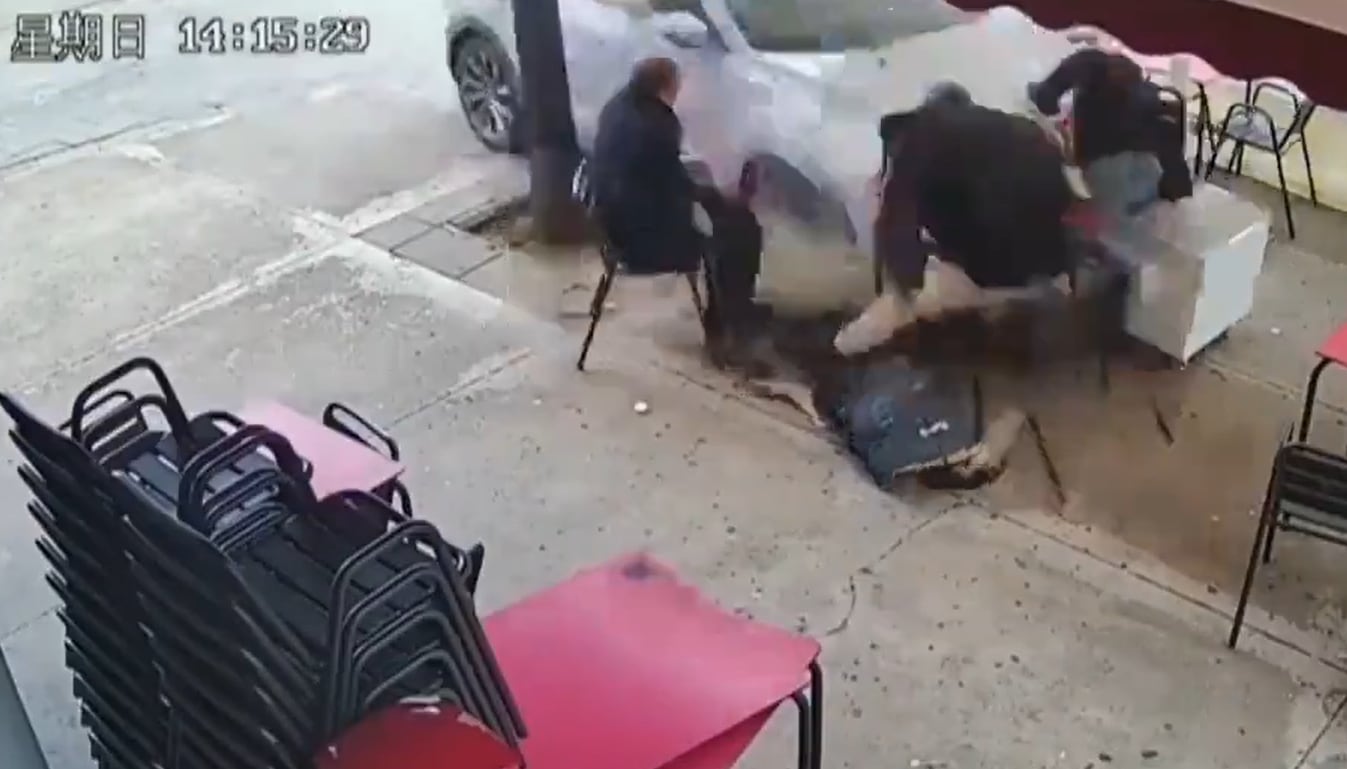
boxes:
[439,171,1347,672]
[4,128,1347,768]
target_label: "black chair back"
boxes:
[4,359,519,765]
[1251,80,1317,151]
[1271,444,1347,543]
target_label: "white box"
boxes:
[1098,184,1271,363]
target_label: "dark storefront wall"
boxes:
[950,0,1347,109]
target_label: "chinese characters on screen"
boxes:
[10,10,145,62]
[9,10,371,62]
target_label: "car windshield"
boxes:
[724,0,970,52]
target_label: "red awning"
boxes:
[950,0,1347,109]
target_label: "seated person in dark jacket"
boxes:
[590,57,764,346]
[1028,47,1192,219]
[835,83,1080,356]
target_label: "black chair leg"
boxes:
[1301,138,1319,206]
[790,691,811,769]
[1261,514,1279,563]
[685,273,706,324]
[1188,97,1206,179]
[1191,132,1203,179]
[1273,151,1295,239]
[1205,136,1227,180]
[873,254,884,296]
[1233,142,1246,175]
[808,660,823,769]
[1229,468,1281,649]
[576,262,617,372]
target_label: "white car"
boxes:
[444,0,1078,254]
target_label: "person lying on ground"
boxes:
[834,82,1079,357]
[590,56,767,360]
[1027,47,1192,220]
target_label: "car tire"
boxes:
[748,158,855,242]
[451,33,525,154]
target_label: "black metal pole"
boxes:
[0,645,49,769]
[510,0,588,244]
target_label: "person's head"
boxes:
[630,56,681,106]
[923,81,973,110]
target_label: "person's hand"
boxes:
[867,172,888,201]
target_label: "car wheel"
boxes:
[746,157,875,294]
[452,34,524,154]
[748,158,855,242]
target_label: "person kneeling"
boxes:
[835,83,1078,357]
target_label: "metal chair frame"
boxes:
[572,158,713,372]
[1228,440,1347,648]
[1205,79,1319,239]
[1228,335,1347,649]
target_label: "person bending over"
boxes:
[835,83,1079,357]
[589,57,765,356]
[1028,47,1191,220]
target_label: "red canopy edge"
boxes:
[953,0,1347,109]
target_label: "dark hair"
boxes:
[923,81,972,109]
[630,57,680,99]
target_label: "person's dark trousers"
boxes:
[699,192,764,344]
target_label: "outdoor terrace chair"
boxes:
[1205,78,1319,239]
[1230,321,1347,649]
[1229,441,1347,648]
[572,156,710,372]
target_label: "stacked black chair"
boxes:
[2,357,521,769]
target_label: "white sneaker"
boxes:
[833,289,915,356]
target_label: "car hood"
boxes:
[758,8,1077,179]
[767,7,1075,113]
[847,8,1076,112]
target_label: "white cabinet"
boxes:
[1099,184,1271,363]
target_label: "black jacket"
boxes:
[590,83,700,273]
[876,103,1074,292]
[1030,49,1192,201]
[1030,49,1160,165]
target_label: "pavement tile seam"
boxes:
[858,496,976,569]
[811,501,968,640]
[1296,699,1347,769]
[11,220,347,395]
[0,606,55,647]
[443,193,528,231]
[337,159,527,236]
[355,215,436,251]
[823,506,1341,768]
[448,245,505,280]
[999,506,1347,690]
[8,152,526,398]
[0,110,236,181]
[941,504,1347,680]
[387,346,536,429]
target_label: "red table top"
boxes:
[239,400,404,498]
[1318,324,1347,366]
[483,553,819,769]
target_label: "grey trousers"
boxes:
[1083,152,1163,219]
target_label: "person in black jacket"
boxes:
[835,83,1079,356]
[1028,47,1192,219]
[590,57,765,355]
